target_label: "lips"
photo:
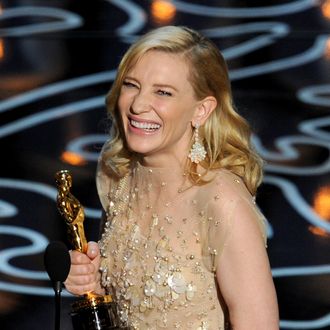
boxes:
[129,118,161,132]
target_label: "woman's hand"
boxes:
[64,241,104,296]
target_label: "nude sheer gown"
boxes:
[96,152,267,330]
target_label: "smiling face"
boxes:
[118,50,201,166]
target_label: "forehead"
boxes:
[127,50,191,81]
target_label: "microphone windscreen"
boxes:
[44,241,71,282]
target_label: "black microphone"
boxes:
[44,241,71,330]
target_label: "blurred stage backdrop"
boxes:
[0,0,330,329]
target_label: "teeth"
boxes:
[131,119,160,130]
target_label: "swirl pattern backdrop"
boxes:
[0,0,329,329]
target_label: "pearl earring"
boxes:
[188,123,207,163]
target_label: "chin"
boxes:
[124,132,159,153]
[126,142,157,155]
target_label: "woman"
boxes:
[65,26,279,329]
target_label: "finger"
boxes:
[86,241,100,260]
[69,263,95,276]
[64,282,97,296]
[70,250,92,264]
[65,273,97,286]
[64,273,100,295]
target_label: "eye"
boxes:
[123,81,138,89]
[156,89,172,97]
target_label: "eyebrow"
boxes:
[124,76,179,92]
[153,83,178,92]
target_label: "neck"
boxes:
[135,155,189,189]
[141,153,187,170]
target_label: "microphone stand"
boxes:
[44,241,71,330]
[53,281,62,330]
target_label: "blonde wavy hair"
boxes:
[103,26,263,195]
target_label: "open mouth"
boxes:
[130,119,161,132]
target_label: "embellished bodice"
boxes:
[97,161,266,330]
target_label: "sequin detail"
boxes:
[97,162,267,329]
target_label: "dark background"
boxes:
[0,1,329,329]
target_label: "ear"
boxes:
[192,96,217,126]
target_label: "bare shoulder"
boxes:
[203,168,254,205]
[203,168,267,244]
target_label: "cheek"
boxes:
[155,101,187,121]
[161,108,193,138]
[117,103,127,131]
[118,94,129,117]
[118,93,125,111]
[161,102,195,125]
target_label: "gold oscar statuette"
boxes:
[55,170,87,253]
[55,170,122,329]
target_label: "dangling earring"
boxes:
[188,123,207,163]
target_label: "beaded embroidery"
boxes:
[97,161,266,329]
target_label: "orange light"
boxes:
[0,3,4,61]
[308,225,329,237]
[0,39,4,60]
[325,38,330,60]
[321,0,330,19]
[151,0,176,25]
[60,151,86,166]
[313,185,330,220]
[309,185,330,237]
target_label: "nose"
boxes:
[130,90,152,114]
